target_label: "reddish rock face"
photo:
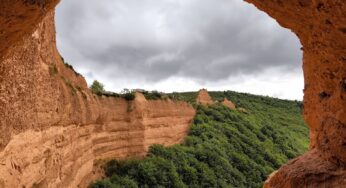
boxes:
[0,0,60,59]
[196,89,215,105]
[244,0,346,187]
[0,0,345,187]
[222,98,236,110]
[0,3,195,187]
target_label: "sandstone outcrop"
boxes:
[0,0,345,187]
[222,98,236,110]
[0,6,195,188]
[196,89,214,105]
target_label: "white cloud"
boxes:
[56,0,303,100]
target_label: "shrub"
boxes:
[89,180,114,188]
[109,175,138,188]
[60,56,81,76]
[90,80,105,95]
[143,91,162,100]
[123,92,135,101]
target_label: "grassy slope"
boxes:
[90,91,309,188]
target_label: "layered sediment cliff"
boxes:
[0,0,345,187]
[0,92,195,188]
[0,7,195,188]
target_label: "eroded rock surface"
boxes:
[244,0,346,187]
[0,0,345,187]
[0,93,195,188]
[222,98,236,110]
[196,89,214,105]
[0,6,195,188]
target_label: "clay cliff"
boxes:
[222,98,236,110]
[196,89,215,105]
[243,1,346,187]
[0,0,345,187]
[0,90,195,188]
[0,7,195,188]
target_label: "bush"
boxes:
[103,92,120,98]
[90,80,105,95]
[89,180,114,188]
[123,92,135,101]
[109,175,138,188]
[61,56,81,76]
[143,91,163,100]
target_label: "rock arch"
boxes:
[0,0,345,187]
[244,1,346,187]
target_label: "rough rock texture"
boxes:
[0,0,59,59]
[196,89,214,105]
[222,98,236,110]
[0,5,195,188]
[243,0,346,187]
[0,92,195,188]
[0,0,345,187]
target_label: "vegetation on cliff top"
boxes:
[61,56,82,76]
[91,80,105,95]
[90,91,309,188]
[90,80,136,101]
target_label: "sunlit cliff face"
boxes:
[55,0,303,100]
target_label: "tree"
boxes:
[91,80,105,95]
[123,92,135,101]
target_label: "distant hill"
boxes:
[90,90,309,188]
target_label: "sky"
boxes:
[55,0,303,100]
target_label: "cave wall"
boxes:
[0,0,345,187]
[244,0,346,187]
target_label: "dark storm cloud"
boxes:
[55,0,302,83]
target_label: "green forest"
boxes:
[90,91,309,188]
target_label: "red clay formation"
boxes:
[0,4,195,187]
[244,0,346,187]
[0,0,345,187]
[222,98,236,110]
[196,89,215,105]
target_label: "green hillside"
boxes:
[90,91,309,188]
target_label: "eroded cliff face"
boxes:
[0,0,345,187]
[222,98,236,110]
[0,92,195,188]
[0,5,195,188]
[196,89,214,105]
[243,0,346,187]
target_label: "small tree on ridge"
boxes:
[90,80,105,95]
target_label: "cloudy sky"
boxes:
[55,0,303,100]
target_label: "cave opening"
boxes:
[1,0,345,187]
[54,0,311,186]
